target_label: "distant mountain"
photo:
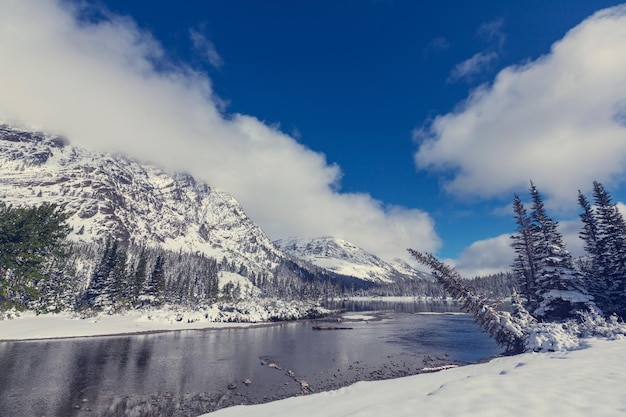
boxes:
[274,236,431,284]
[0,124,283,278]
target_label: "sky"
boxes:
[1,0,626,277]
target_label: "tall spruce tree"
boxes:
[528,183,589,320]
[110,245,129,308]
[510,183,591,320]
[141,254,165,306]
[579,182,626,317]
[578,190,606,311]
[131,247,148,304]
[83,238,121,310]
[510,193,539,310]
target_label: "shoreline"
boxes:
[0,319,284,343]
[0,296,462,342]
[0,308,421,343]
[0,299,331,342]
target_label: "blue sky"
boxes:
[1,1,626,276]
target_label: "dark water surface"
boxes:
[0,300,501,416]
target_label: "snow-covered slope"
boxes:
[206,338,626,417]
[0,125,282,277]
[275,236,430,284]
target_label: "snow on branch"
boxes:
[408,249,532,354]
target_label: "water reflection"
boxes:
[0,301,500,416]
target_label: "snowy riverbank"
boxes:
[204,337,626,417]
[3,300,625,417]
[0,296,453,341]
[0,299,328,341]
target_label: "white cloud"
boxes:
[448,51,498,83]
[450,234,513,278]
[447,18,505,83]
[416,5,626,209]
[189,28,224,69]
[0,0,440,261]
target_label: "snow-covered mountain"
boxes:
[0,124,283,278]
[0,124,430,289]
[274,236,430,284]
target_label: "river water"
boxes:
[0,300,501,417]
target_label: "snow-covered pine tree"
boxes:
[528,183,592,320]
[578,190,600,260]
[140,254,166,306]
[510,193,539,311]
[130,246,148,305]
[583,182,626,317]
[578,189,607,312]
[110,245,129,309]
[82,238,128,311]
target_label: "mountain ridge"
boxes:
[275,236,430,284]
[0,124,428,287]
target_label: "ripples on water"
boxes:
[0,300,501,416]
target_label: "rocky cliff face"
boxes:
[0,125,282,277]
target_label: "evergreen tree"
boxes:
[528,183,589,320]
[409,249,530,354]
[578,191,600,258]
[83,238,120,310]
[510,193,539,310]
[110,245,129,307]
[578,189,606,312]
[579,182,626,317]
[0,203,70,309]
[131,247,148,304]
[141,254,165,306]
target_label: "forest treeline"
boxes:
[0,200,511,314]
[2,202,455,313]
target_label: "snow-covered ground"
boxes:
[204,337,626,417]
[0,310,255,340]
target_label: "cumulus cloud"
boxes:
[416,5,626,209]
[449,234,513,278]
[0,0,440,261]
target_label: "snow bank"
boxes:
[205,338,626,417]
[0,299,328,341]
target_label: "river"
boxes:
[0,300,501,416]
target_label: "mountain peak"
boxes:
[275,236,426,284]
